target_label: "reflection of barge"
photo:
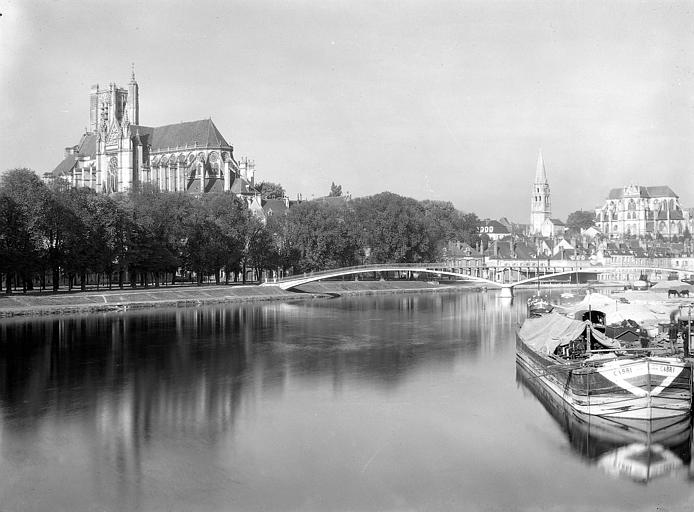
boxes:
[516,364,691,483]
[516,312,692,419]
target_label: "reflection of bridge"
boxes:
[261,263,606,297]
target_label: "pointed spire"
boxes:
[535,149,547,184]
[130,62,136,83]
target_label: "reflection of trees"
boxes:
[0,292,523,426]
[0,291,525,499]
[0,309,256,431]
[0,308,255,501]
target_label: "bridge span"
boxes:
[261,263,606,295]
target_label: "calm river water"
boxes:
[1,289,693,511]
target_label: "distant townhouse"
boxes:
[478,219,511,240]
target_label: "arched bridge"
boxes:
[261,263,605,296]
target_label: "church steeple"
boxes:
[530,149,551,235]
[128,63,139,125]
[535,149,547,184]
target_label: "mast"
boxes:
[586,304,592,356]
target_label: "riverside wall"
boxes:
[0,281,452,318]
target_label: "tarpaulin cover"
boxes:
[519,312,622,355]
[557,292,666,327]
[651,281,694,293]
[562,292,618,313]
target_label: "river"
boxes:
[0,289,693,511]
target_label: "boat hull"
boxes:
[516,363,692,480]
[516,334,692,419]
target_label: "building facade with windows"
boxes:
[51,71,261,209]
[594,185,690,239]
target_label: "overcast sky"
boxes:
[1,0,693,223]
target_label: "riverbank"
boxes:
[0,281,453,318]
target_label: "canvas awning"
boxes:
[519,312,621,355]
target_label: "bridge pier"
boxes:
[500,286,513,299]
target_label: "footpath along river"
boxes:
[0,288,693,511]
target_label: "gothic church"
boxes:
[52,71,260,205]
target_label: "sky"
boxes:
[1,0,693,223]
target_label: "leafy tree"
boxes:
[45,189,90,290]
[353,192,433,263]
[0,194,31,293]
[328,182,343,197]
[283,200,359,271]
[116,189,191,287]
[257,181,285,199]
[246,225,279,279]
[0,169,52,290]
[265,212,301,275]
[566,210,596,232]
[201,192,249,283]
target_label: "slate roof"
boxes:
[53,155,78,177]
[479,220,510,233]
[607,186,678,200]
[52,133,98,177]
[77,133,97,158]
[230,175,258,195]
[135,119,231,151]
[444,241,482,258]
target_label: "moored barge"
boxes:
[516,312,692,420]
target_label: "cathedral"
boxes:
[51,70,261,207]
[594,185,690,239]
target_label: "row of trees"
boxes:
[0,169,480,293]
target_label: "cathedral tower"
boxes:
[530,150,551,235]
[128,65,139,125]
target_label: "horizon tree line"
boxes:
[0,169,481,294]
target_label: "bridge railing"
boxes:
[264,262,692,287]
[267,261,600,285]
[268,263,456,284]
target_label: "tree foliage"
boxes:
[0,169,482,291]
[566,210,596,232]
[257,181,285,199]
[328,182,343,197]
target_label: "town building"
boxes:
[540,217,566,238]
[594,185,690,240]
[51,70,261,210]
[478,219,511,240]
[530,150,551,235]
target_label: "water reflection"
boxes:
[0,290,558,509]
[0,292,516,420]
[516,363,692,483]
[0,296,514,463]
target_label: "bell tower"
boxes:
[530,150,551,235]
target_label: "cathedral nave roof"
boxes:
[607,185,678,200]
[134,119,232,152]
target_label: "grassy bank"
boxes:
[0,280,453,318]
[0,285,304,318]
